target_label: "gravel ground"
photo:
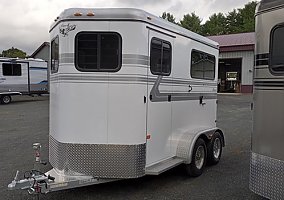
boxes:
[0,94,265,200]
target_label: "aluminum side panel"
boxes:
[253,89,284,160]
[256,8,284,55]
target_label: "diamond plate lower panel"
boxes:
[250,152,284,200]
[49,136,146,178]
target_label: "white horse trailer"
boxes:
[8,8,224,194]
[250,1,284,199]
[0,58,48,104]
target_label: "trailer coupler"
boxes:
[8,170,55,194]
[8,168,118,194]
[8,143,119,194]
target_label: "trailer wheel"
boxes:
[186,138,207,177]
[207,132,222,165]
[1,95,12,104]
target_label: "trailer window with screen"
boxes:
[51,36,59,73]
[270,25,284,73]
[2,63,22,76]
[75,32,122,72]
[150,38,172,76]
[191,50,215,80]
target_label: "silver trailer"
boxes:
[250,1,284,199]
[0,58,48,104]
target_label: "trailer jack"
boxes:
[8,143,118,194]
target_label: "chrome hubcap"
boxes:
[195,146,205,169]
[213,138,221,159]
[3,96,10,104]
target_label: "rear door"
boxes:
[146,29,174,165]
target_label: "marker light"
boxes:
[87,12,95,16]
[74,12,82,16]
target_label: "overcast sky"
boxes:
[0,0,253,55]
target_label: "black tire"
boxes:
[207,132,223,165]
[186,138,207,177]
[0,95,11,104]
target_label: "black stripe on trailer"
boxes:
[254,80,284,87]
[255,53,269,66]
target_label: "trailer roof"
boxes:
[0,57,46,62]
[257,0,284,13]
[50,8,218,49]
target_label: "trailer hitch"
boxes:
[8,170,55,194]
[7,143,55,194]
[8,143,118,194]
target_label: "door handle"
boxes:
[168,95,172,102]
[188,85,192,92]
[199,96,206,106]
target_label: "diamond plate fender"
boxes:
[176,127,224,164]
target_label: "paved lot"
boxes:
[0,94,265,200]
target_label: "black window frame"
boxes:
[190,49,216,80]
[150,37,172,76]
[51,36,59,74]
[2,63,22,76]
[269,24,284,75]
[75,32,122,72]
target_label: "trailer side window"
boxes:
[75,32,122,72]
[2,63,22,76]
[270,25,284,73]
[51,36,59,73]
[150,38,171,76]
[191,50,215,80]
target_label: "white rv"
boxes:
[0,58,48,104]
[250,1,284,199]
[8,8,224,194]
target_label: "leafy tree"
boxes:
[2,47,26,58]
[202,13,227,36]
[226,9,242,34]
[180,13,202,34]
[226,1,257,34]
[161,12,176,24]
[238,1,257,32]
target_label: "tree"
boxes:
[226,1,257,34]
[2,47,26,58]
[202,13,227,36]
[238,1,257,32]
[161,12,176,24]
[1,47,26,58]
[180,13,202,34]
[226,9,242,34]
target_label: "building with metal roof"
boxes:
[208,32,255,93]
[30,42,50,62]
